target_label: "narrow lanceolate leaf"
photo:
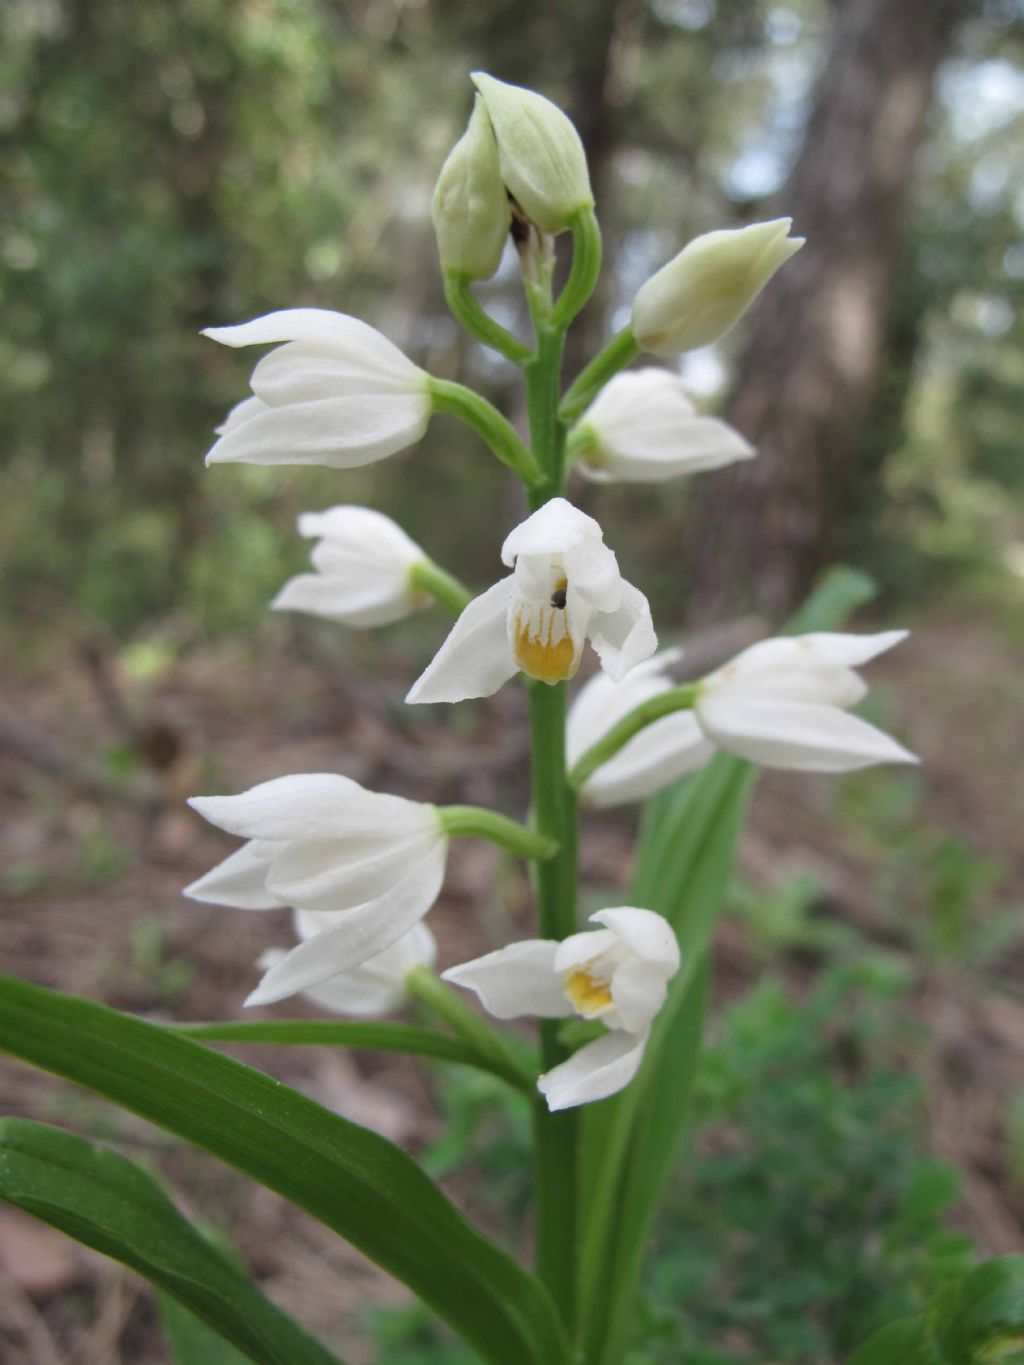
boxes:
[173,1018,534,1093]
[580,564,881,1365]
[0,1119,340,1365]
[0,976,570,1365]
[161,1294,253,1365]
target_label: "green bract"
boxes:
[471,71,594,234]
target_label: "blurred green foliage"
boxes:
[369,958,975,1364]
[3,1,1022,654]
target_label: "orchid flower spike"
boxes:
[444,907,680,1111]
[693,631,918,772]
[271,506,429,627]
[184,774,448,1005]
[406,498,656,703]
[567,651,714,807]
[569,369,754,483]
[258,921,436,1017]
[203,309,431,468]
[632,218,803,356]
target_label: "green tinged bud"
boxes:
[470,71,594,236]
[432,97,511,281]
[631,218,804,356]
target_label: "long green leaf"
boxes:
[174,1018,534,1092]
[580,565,880,1363]
[0,1119,340,1365]
[161,1295,252,1365]
[0,975,569,1365]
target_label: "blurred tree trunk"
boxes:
[687,0,964,621]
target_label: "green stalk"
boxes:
[405,969,536,1094]
[552,209,602,330]
[430,377,544,487]
[558,326,641,425]
[443,273,533,366]
[409,559,473,617]
[521,292,580,1333]
[568,685,700,791]
[439,805,559,861]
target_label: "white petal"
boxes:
[215,395,268,436]
[562,537,622,610]
[592,907,681,973]
[245,843,447,1005]
[265,831,441,914]
[188,773,435,843]
[552,928,618,975]
[793,630,908,668]
[587,580,657,681]
[251,341,425,407]
[260,923,436,1016]
[608,956,671,1033]
[298,505,423,567]
[501,497,601,566]
[538,1029,649,1110]
[406,577,518,704]
[442,940,572,1019]
[203,309,424,389]
[272,574,416,627]
[581,715,714,808]
[204,394,429,469]
[696,697,919,772]
[183,841,283,910]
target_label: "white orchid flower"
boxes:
[406,498,656,703]
[203,309,431,468]
[567,651,714,807]
[271,505,428,627]
[694,631,918,772]
[632,218,803,356]
[569,369,754,483]
[184,774,448,1005]
[258,920,436,1017]
[443,907,680,1111]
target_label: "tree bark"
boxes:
[687,0,964,620]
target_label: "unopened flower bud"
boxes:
[470,71,593,235]
[632,219,804,356]
[432,97,511,281]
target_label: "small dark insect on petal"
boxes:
[550,588,567,609]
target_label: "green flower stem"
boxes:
[443,273,533,367]
[568,685,701,791]
[429,377,545,487]
[552,209,603,330]
[405,968,536,1094]
[558,326,641,425]
[438,805,559,861]
[521,292,579,1333]
[409,560,473,617]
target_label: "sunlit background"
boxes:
[2,1,1024,1361]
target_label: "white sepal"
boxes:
[204,309,430,469]
[258,921,436,1017]
[572,369,755,483]
[538,1030,649,1111]
[442,941,572,1019]
[695,631,918,772]
[567,652,713,808]
[272,506,427,627]
[632,219,803,356]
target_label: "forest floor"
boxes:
[1,596,1023,1364]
